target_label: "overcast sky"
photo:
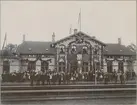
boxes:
[1,1,136,48]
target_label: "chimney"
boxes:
[74,29,77,34]
[52,32,55,42]
[118,38,121,45]
[23,34,25,42]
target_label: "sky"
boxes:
[0,1,136,49]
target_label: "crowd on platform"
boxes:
[1,69,136,86]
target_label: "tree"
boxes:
[1,44,18,58]
[3,44,17,55]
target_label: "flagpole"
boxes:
[78,8,81,32]
[80,8,81,32]
[69,24,72,35]
[2,33,7,50]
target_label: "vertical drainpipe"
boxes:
[65,46,68,72]
[56,47,58,72]
[101,45,104,69]
[90,45,92,71]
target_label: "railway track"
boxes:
[1,84,136,104]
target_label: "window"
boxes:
[59,45,65,54]
[94,48,98,55]
[71,46,76,54]
[28,61,36,71]
[118,61,124,73]
[83,46,88,54]
[41,61,49,71]
[28,48,32,51]
[107,61,113,73]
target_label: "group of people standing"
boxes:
[28,69,131,86]
[1,69,136,86]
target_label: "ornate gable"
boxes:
[53,31,106,47]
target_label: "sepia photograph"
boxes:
[0,1,136,105]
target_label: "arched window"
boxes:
[118,61,124,73]
[41,61,49,71]
[71,45,76,54]
[94,45,100,55]
[83,46,88,54]
[94,48,98,55]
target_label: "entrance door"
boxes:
[41,61,49,72]
[28,61,36,71]
[59,62,65,72]
[118,61,124,73]
[82,62,88,72]
[70,62,77,73]
[107,61,113,73]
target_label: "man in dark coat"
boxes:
[58,72,62,85]
[41,71,46,85]
[104,73,109,84]
[46,73,50,85]
[120,72,124,84]
[30,70,36,86]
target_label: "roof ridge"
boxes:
[24,41,52,43]
[54,31,106,45]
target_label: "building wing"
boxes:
[16,41,56,55]
[104,43,136,56]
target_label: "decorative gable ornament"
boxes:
[28,58,36,61]
[75,34,84,44]
[59,58,64,62]
[58,56,65,62]
[77,54,82,60]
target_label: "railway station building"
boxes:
[0,29,136,74]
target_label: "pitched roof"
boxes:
[54,31,106,46]
[0,50,18,59]
[16,41,56,55]
[104,43,136,56]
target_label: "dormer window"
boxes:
[28,48,32,51]
[46,49,48,51]
[120,49,122,52]
[51,44,55,48]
